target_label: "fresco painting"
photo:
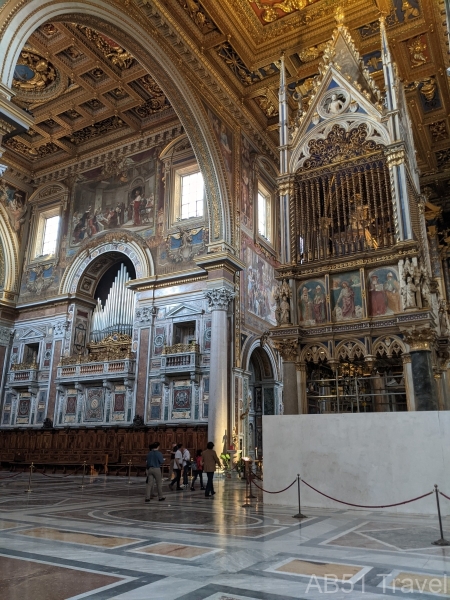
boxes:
[368,266,401,316]
[330,271,363,321]
[298,279,327,325]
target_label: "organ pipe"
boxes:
[90,263,135,342]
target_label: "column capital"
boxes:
[205,287,235,311]
[272,338,298,362]
[403,327,435,351]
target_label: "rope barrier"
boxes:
[301,479,433,508]
[250,475,296,494]
[37,469,81,479]
[439,490,450,501]
[0,472,22,480]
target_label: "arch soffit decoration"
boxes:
[0,204,19,294]
[0,0,231,246]
[372,335,406,357]
[28,182,69,206]
[300,342,330,363]
[243,337,281,382]
[335,339,367,361]
[60,230,154,296]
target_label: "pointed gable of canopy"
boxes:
[289,8,388,173]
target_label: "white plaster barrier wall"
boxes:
[262,412,450,515]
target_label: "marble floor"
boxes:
[1,472,450,599]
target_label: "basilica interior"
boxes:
[0,1,450,597]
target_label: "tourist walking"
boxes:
[168,444,177,481]
[182,445,191,488]
[169,443,183,491]
[202,442,221,498]
[145,442,165,502]
[190,449,204,491]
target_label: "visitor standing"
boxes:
[145,442,165,502]
[202,442,221,498]
[182,446,191,488]
[169,443,183,491]
[190,449,204,491]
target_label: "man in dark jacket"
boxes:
[145,442,165,502]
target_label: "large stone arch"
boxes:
[243,336,281,383]
[60,230,154,296]
[0,205,20,298]
[0,0,232,246]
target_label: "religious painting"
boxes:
[368,267,401,317]
[243,241,278,325]
[206,105,233,188]
[113,393,125,412]
[297,279,327,325]
[241,135,255,231]
[66,396,77,415]
[330,271,363,322]
[0,179,27,237]
[172,386,191,419]
[84,388,104,421]
[69,148,157,248]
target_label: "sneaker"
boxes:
[159,497,166,501]
[190,487,195,491]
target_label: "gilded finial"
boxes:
[335,6,345,25]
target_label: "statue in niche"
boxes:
[274,279,291,325]
[417,259,431,308]
[402,275,417,309]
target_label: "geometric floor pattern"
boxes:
[1,473,450,599]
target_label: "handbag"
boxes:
[191,461,197,471]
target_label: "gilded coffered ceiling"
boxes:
[3,0,450,209]
[4,21,177,171]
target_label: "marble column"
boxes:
[272,339,298,415]
[296,361,307,414]
[402,354,415,411]
[403,325,438,411]
[205,287,235,450]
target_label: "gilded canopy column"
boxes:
[385,147,413,242]
[272,338,299,415]
[205,287,235,449]
[402,328,438,410]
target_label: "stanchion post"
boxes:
[127,460,132,485]
[25,462,34,494]
[242,458,251,508]
[432,484,450,546]
[246,459,256,499]
[80,460,86,489]
[293,474,307,519]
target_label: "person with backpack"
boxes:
[190,449,205,491]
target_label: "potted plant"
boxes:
[220,453,231,478]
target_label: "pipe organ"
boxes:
[90,264,135,342]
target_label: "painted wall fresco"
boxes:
[330,271,363,321]
[368,266,401,316]
[206,105,233,190]
[297,279,327,325]
[242,234,278,327]
[69,148,158,249]
[241,135,255,231]
[0,178,27,237]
